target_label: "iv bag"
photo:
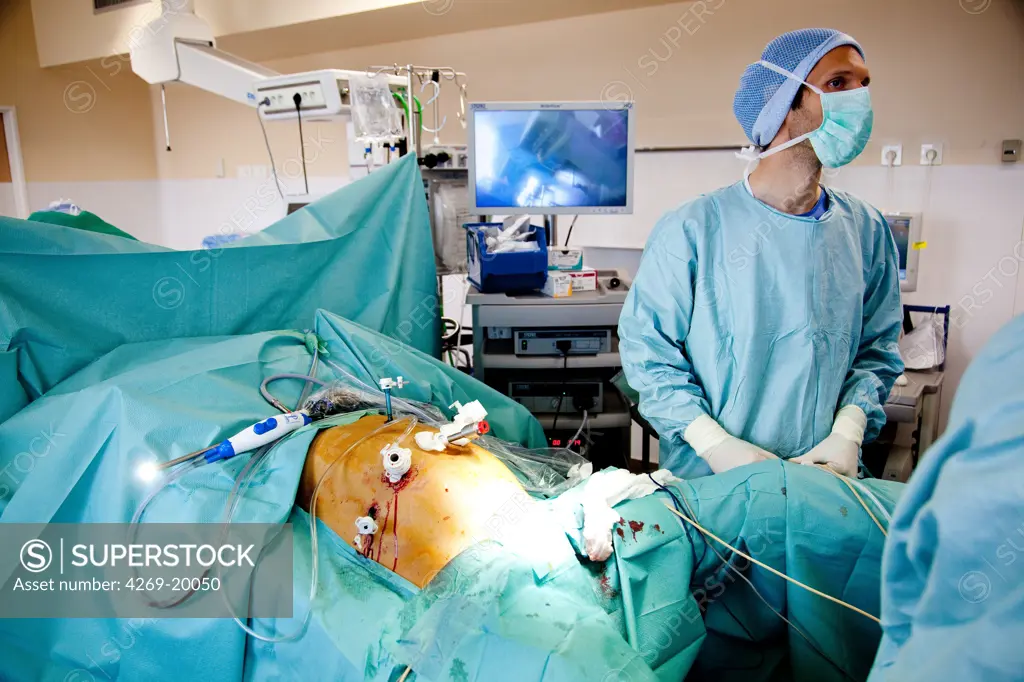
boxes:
[431,181,472,274]
[349,74,402,144]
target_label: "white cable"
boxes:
[663,503,881,624]
[569,410,588,449]
[670,493,866,681]
[811,464,887,536]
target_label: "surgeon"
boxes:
[619,28,903,478]
[869,314,1024,681]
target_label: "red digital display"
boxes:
[551,439,562,446]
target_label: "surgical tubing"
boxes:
[299,348,322,408]
[130,457,204,526]
[848,476,893,524]
[322,358,442,426]
[261,374,328,414]
[224,417,417,643]
[260,342,324,414]
[324,358,584,497]
[569,410,589,449]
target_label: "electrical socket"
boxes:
[921,143,943,166]
[881,144,902,166]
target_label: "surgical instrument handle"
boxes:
[205,411,312,464]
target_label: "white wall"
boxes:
[153,175,352,249]
[1,180,161,240]
[0,183,15,217]
[0,175,351,247]
[574,152,1024,432]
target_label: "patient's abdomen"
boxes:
[299,414,528,588]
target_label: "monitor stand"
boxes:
[543,215,557,246]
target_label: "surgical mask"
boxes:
[740,60,874,169]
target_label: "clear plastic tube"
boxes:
[224,416,417,643]
[848,477,893,524]
[320,358,586,495]
[569,411,588,450]
[321,358,445,425]
[127,458,211,609]
[130,457,204,527]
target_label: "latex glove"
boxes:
[581,468,676,561]
[684,415,778,474]
[791,405,866,478]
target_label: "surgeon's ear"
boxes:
[790,85,807,111]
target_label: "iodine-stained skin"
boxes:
[298,414,530,588]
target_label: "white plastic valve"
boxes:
[354,515,378,552]
[442,400,488,446]
[379,377,406,391]
[355,516,378,535]
[381,444,412,482]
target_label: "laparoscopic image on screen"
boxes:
[888,218,910,280]
[473,109,630,209]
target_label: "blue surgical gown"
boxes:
[618,181,903,477]
[869,314,1024,682]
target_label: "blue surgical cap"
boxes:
[733,28,864,146]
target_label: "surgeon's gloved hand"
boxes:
[684,415,778,474]
[792,405,866,478]
[581,468,676,561]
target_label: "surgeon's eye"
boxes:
[827,76,846,90]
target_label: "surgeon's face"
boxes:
[783,46,872,157]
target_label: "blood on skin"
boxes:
[359,534,375,558]
[372,465,419,570]
[375,501,391,562]
[381,465,419,493]
[391,493,400,571]
[359,502,381,558]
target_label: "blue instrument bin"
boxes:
[464,222,548,294]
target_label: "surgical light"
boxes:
[135,460,160,484]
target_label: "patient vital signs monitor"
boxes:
[884,212,923,293]
[467,102,636,215]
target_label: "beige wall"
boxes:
[30,0,677,67]
[29,0,425,68]
[6,0,1023,182]
[148,0,1024,179]
[0,0,157,182]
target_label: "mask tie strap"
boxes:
[756,60,825,95]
